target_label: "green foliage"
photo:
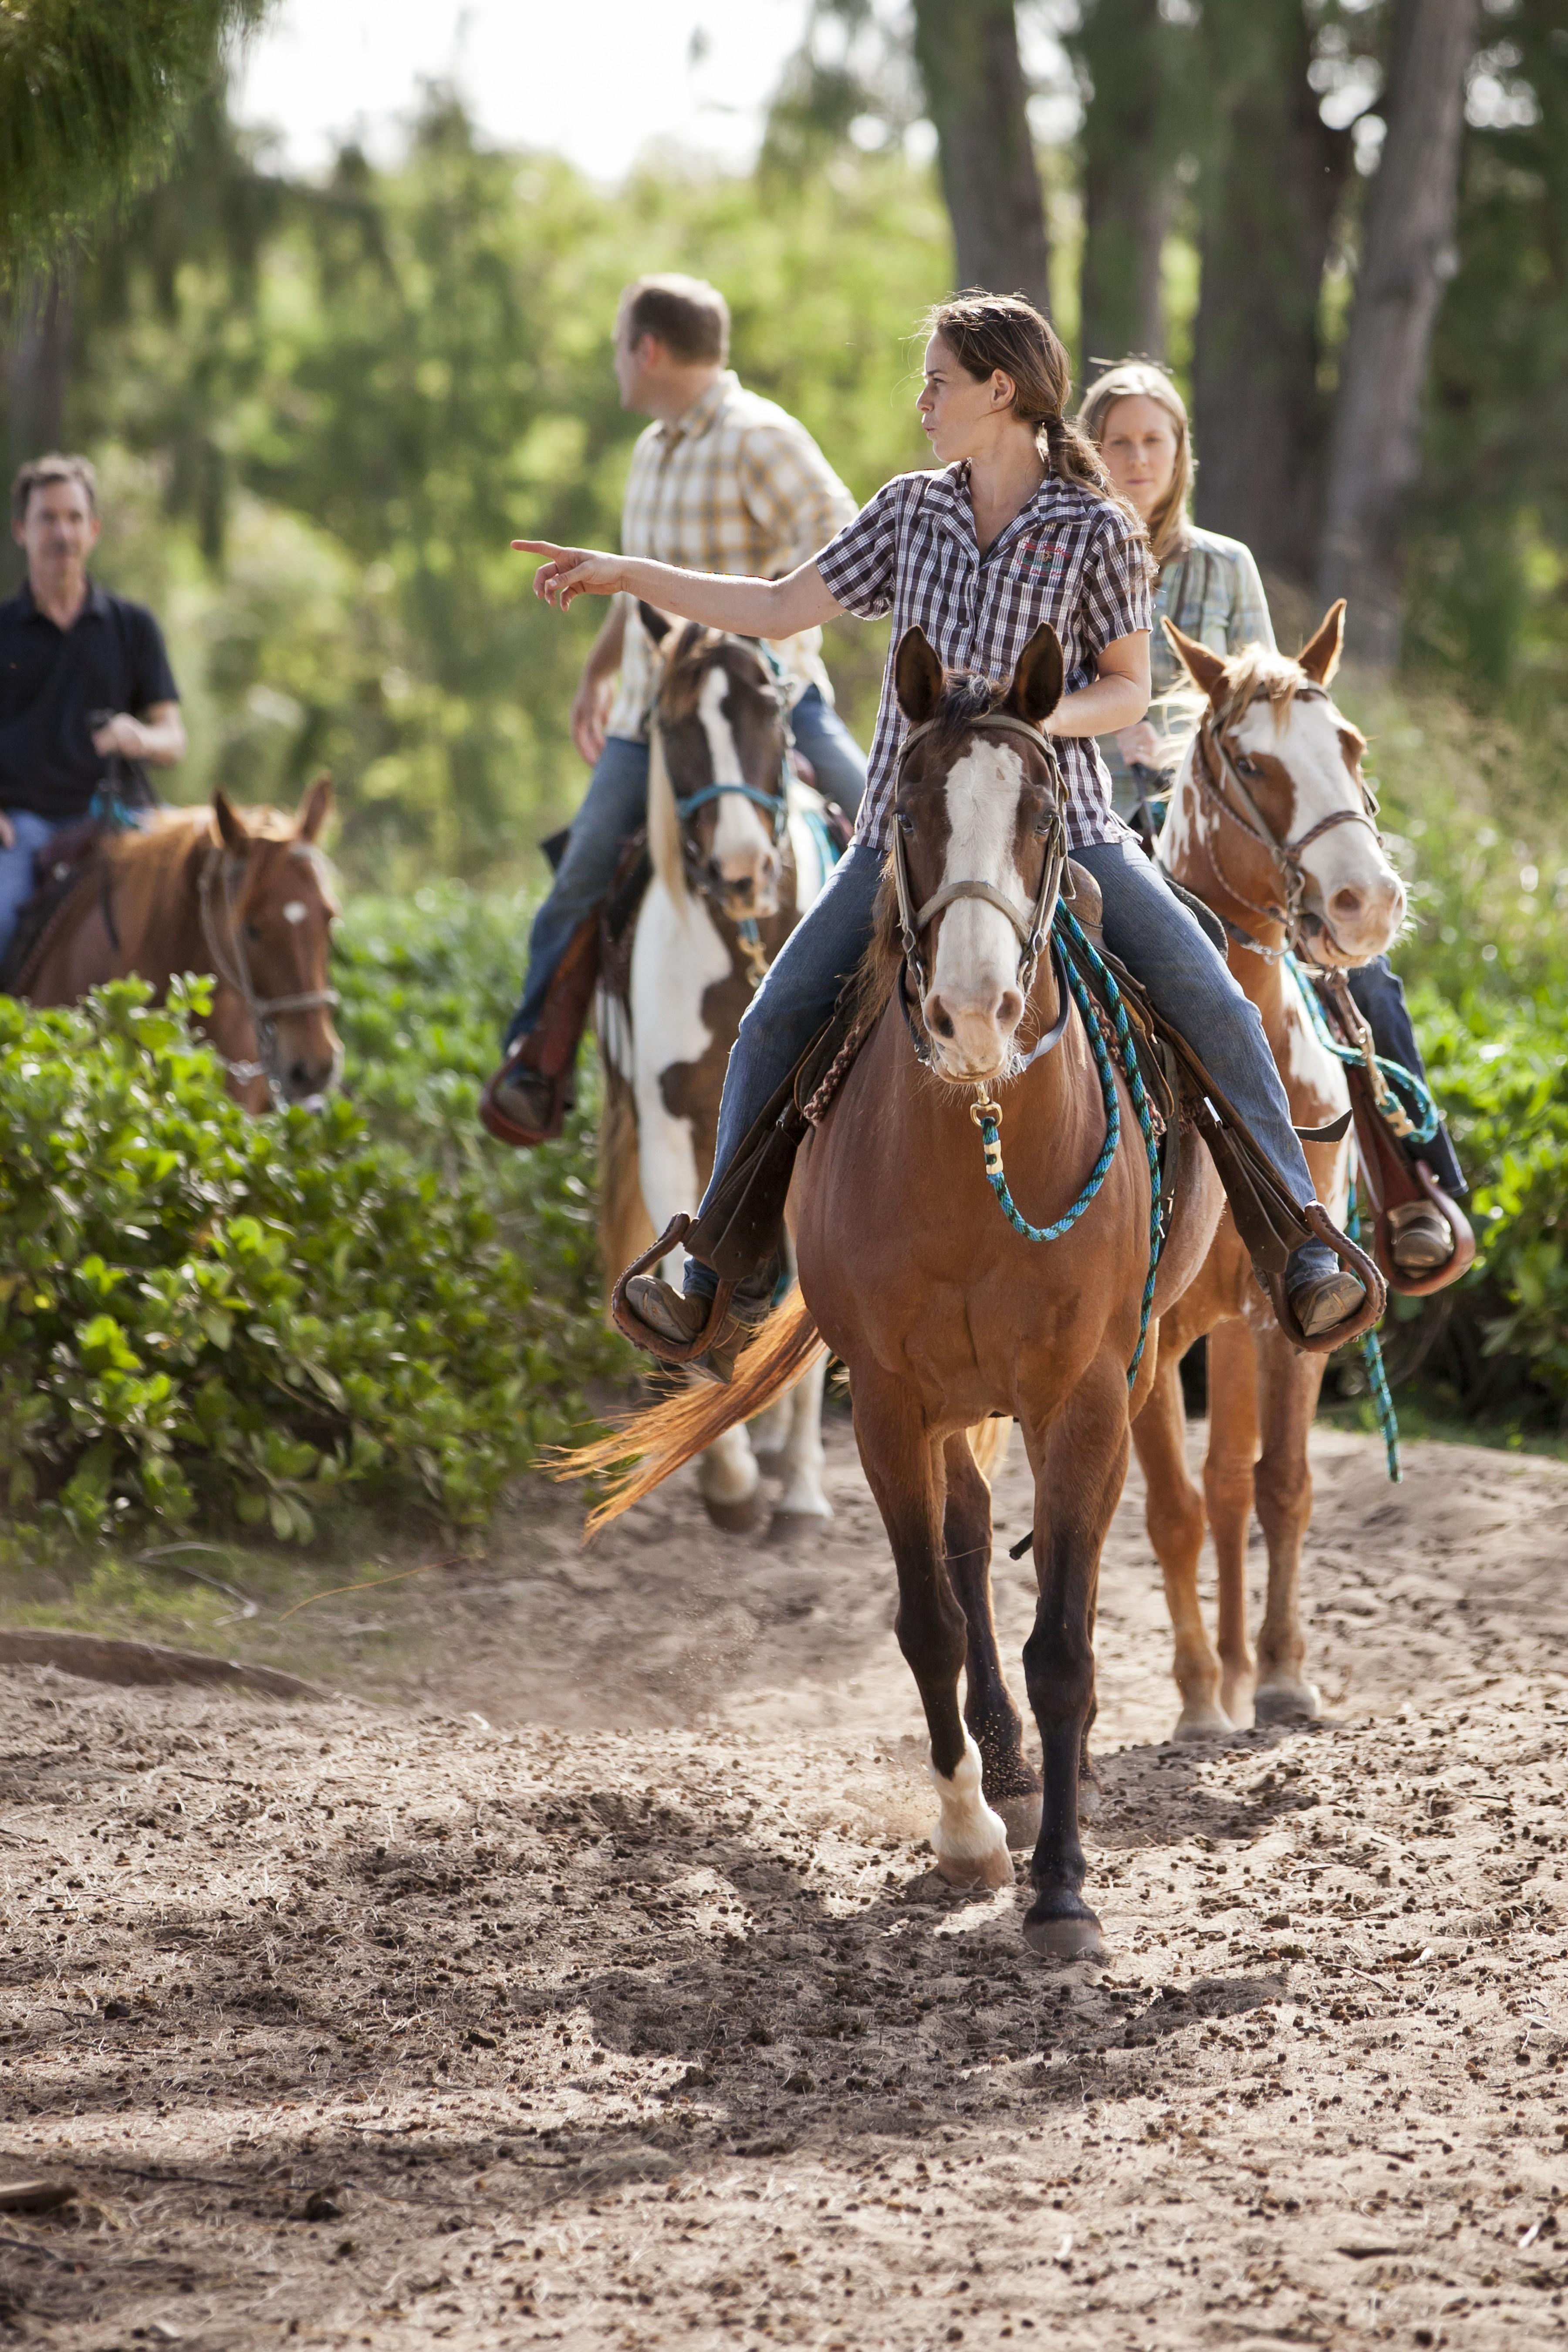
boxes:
[0,0,270,283]
[0,931,622,1554]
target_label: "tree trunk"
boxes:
[910,0,1051,312]
[1318,0,1478,666]
[1191,0,1347,583]
[3,271,73,587]
[1074,0,1172,369]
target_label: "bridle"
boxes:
[652,660,794,993]
[892,711,1070,1006]
[1184,686,1382,966]
[198,844,341,1108]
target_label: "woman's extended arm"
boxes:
[512,539,842,637]
[1048,630,1149,740]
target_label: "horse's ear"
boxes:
[1162,615,1230,705]
[638,601,673,647]
[296,774,334,845]
[894,626,944,725]
[1003,623,1064,726]
[1298,599,1346,686]
[213,790,250,855]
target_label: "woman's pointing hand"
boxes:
[511,538,626,610]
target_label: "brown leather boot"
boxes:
[620,1267,775,1386]
[1388,1200,1454,1275]
[479,911,601,1149]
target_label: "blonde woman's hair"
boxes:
[924,293,1148,551]
[1078,362,1194,570]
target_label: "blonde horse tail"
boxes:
[596,1069,654,1325]
[559,1290,824,1538]
[967,1416,1013,1487]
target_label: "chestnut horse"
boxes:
[595,616,837,1533]
[1135,603,1405,1735]
[24,780,341,1112]
[571,625,1224,1960]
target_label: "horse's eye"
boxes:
[1235,754,1260,780]
[896,811,916,838]
[244,922,262,942]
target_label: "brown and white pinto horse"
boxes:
[1135,602,1405,1734]
[595,615,838,1532]
[24,780,341,1112]
[572,625,1225,1959]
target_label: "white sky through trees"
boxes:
[231,0,810,179]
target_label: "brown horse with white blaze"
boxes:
[24,780,341,1112]
[1136,602,1406,1734]
[570,625,1224,1960]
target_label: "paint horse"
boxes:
[1135,602,1405,1735]
[19,779,341,1112]
[575,625,1225,1959]
[595,611,838,1534]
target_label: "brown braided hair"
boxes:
[923,291,1147,547]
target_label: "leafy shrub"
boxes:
[0,968,622,1550]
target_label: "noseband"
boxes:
[892,712,1069,1004]
[1188,687,1382,964]
[199,845,341,1108]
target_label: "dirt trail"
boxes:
[3,1421,1568,2350]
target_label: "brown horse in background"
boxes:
[22,780,342,1112]
[1135,604,1405,1734]
[571,625,1224,1961]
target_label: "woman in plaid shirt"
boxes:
[1081,361,1462,1274]
[516,296,1365,1369]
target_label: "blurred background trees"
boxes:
[2,0,1563,882]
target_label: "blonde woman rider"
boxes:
[516,297,1370,1377]
[1080,361,1460,1276]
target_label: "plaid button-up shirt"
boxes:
[608,370,858,739]
[815,465,1152,853]
[1100,523,1275,810]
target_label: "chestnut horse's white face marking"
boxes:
[1232,695,1404,966]
[923,738,1030,1084]
[282,900,308,926]
[697,669,781,916]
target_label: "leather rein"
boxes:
[892,710,1070,1008]
[198,845,341,1106]
[1185,686,1382,966]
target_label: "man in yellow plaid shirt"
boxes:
[485,273,864,1147]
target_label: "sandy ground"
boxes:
[3,1416,1568,2350]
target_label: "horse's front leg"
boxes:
[1252,1327,1329,1723]
[854,1372,1010,1890]
[1204,1315,1260,1727]
[1020,1358,1129,1959]
[1131,1325,1230,1738]
[941,1431,1040,1848]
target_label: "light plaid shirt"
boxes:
[1101,524,1275,809]
[608,370,858,739]
[816,465,1153,853]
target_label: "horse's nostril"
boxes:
[1330,887,1364,918]
[928,1001,956,1041]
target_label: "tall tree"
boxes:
[1190,0,1348,581]
[909,0,1051,308]
[1318,0,1478,665]
[1072,0,1174,367]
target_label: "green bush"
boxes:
[0,965,622,1551]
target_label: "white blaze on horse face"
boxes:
[282,900,308,925]
[1234,698,1405,966]
[923,738,1030,1081]
[697,670,781,916]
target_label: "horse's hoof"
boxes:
[935,1842,1013,1892]
[1173,1703,1235,1741]
[766,1505,833,1544]
[1253,1680,1321,1725]
[1022,1903,1104,1962]
[701,1493,761,1534]
[995,1790,1043,1851]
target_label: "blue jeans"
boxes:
[0,810,71,969]
[506,686,868,1046]
[1346,954,1464,1196]
[686,834,1332,1294]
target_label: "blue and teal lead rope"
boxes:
[970,902,1166,1388]
[1284,951,1439,1145]
[1346,1183,1401,1484]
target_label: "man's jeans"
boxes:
[1346,953,1465,1196]
[685,833,1331,1295]
[506,686,868,1046]
[0,810,69,969]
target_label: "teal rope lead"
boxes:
[1346,1182,1401,1484]
[970,903,1165,1387]
[1284,952,1439,1145]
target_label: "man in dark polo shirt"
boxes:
[0,453,186,963]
